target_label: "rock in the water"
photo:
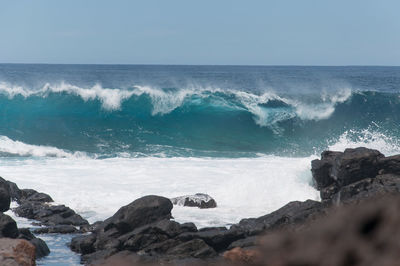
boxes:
[171,193,217,209]
[33,225,79,234]
[0,238,36,266]
[0,177,11,212]
[103,195,173,234]
[14,202,88,226]
[0,213,19,238]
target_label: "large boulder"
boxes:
[311,148,384,190]
[0,238,36,266]
[0,177,11,212]
[171,193,217,209]
[103,195,173,234]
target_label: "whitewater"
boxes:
[1,64,400,265]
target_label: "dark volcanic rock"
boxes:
[14,202,88,226]
[178,227,245,251]
[33,224,79,234]
[165,239,217,259]
[6,181,22,202]
[233,200,324,236]
[103,195,173,234]
[70,234,97,255]
[0,213,19,238]
[18,228,50,258]
[171,193,217,209]
[312,147,384,190]
[0,176,11,212]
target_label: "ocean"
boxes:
[1,64,400,265]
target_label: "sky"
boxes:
[0,0,399,65]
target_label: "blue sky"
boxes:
[0,0,399,65]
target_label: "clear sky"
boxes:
[0,0,399,65]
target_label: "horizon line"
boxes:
[0,62,399,67]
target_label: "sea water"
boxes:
[1,64,400,265]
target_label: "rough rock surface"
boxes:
[311,147,400,204]
[245,195,400,266]
[171,193,217,209]
[0,177,11,212]
[0,238,36,266]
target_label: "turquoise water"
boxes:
[1,65,400,158]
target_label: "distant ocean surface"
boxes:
[1,64,400,264]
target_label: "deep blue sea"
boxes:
[1,64,400,265]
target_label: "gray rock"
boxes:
[171,193,217,209]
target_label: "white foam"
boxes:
[0,156,319,228]
[328,126,400,156]
[0,135,88,158]
[0,81,352,124]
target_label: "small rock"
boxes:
[171,193,217,209]
[33,225,79,234]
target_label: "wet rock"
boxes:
[0,213,19,238]
[0,238,36,266]
[171,193,217,209]
[33,224,79,234]
[0,177,11,212]
[103,195,173,234]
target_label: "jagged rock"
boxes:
[312,148,384,190]
[0,238,36,266]
[171,193,217,209]
[102,195,173,234]
[33,225,79,234]
[0,177,11,212]
[0,213,19,238]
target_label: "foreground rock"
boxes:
[238,195,400,266]
[171,193,217,209]
[0,238,36,266]
[311,147,400,204]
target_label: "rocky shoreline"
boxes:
[1,147,400,265]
